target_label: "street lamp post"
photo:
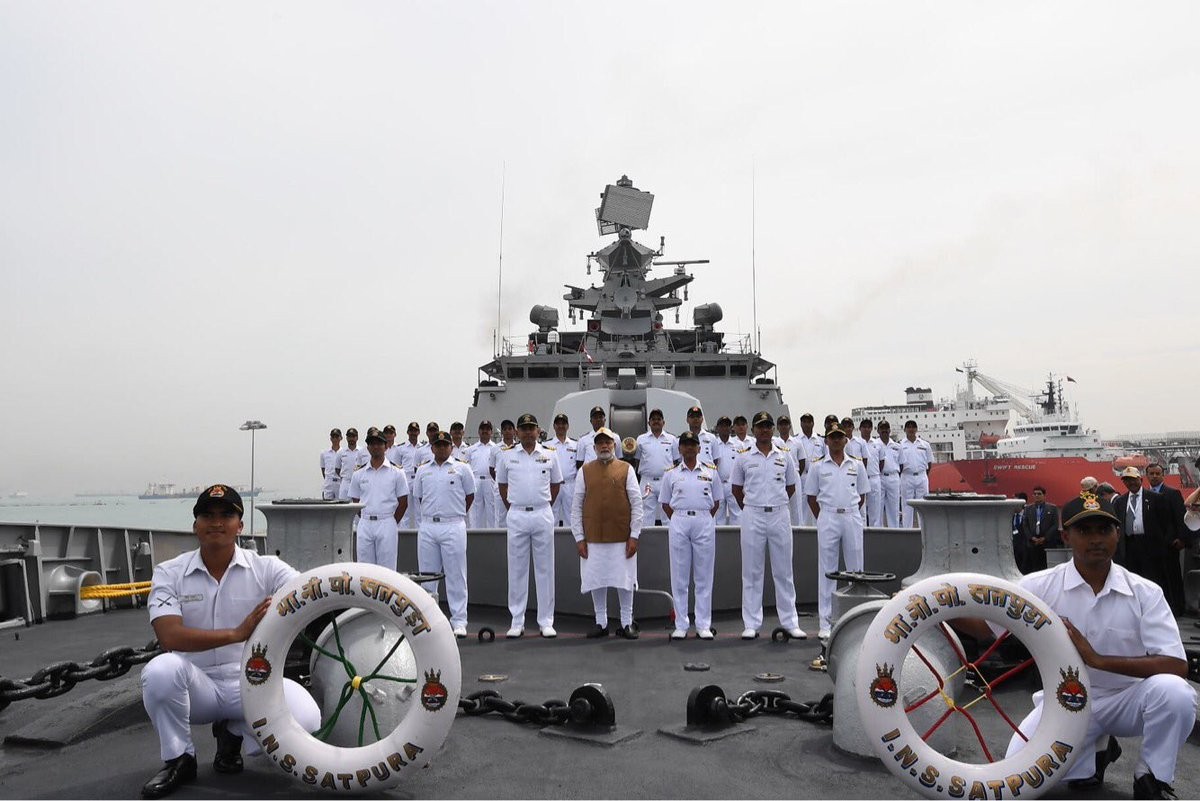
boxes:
[239,420,267,539]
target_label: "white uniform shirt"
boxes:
[338,447,369,481]
[773,435,807,475]
[349,461,409,516]
[393,441,423,481]
[415,443,434,473]
[450,442,468,462]
[798,434,825,474]
[804,454,868,512]
[880,438,902,475]
[1000,561,1185,694]
[853,435,882,480]
[634,431,678,479]
[552,437,578,484]
[495,443,564,507]
[320,448,341,481]
[148,547,296,669]
[690,429,721,468]
[412,457,476,519]
[466,440,498,482]
[659,461,723,512]
[898,437,935,474]
[490,441,516,474]
[714,436,737,485]
[576,430,601,466]
[730,444,798,507]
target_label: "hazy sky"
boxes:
[2,2,1198,497]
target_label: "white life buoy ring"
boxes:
[855,573,1090,800]
[241,562,461,794]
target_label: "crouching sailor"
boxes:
[571,427,644,639]
[140,485,321,798]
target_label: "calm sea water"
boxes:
[0,493,277,532]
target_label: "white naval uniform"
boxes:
[898,436,934,527]
[349,460,409,570]
[337,446,369,500]
[853,435,883,527]
[320,448,341,500]
[570,462,643,627]
[392,441,422,528]
[634,431,678,526]
[659,461,722,632]
[465,440,499,528]
[142,548,321,762]
[491,443,516,528]
[773,435,807,526]
[575,429,601,468]
[1000,561,1195,784]
[412,457,475,630]
[879,438,903,527]
[713,436,737,525]
[724,435,753,525]
[550,436,578,527]
[804,454,867,633]
[796,434,826,525]
[495,443,563,630]
[730,444,801,632]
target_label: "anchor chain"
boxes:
[706,688,834,725]
[0,640,162,712]
[458,690,573,725]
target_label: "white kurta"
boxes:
[570,462,644,593]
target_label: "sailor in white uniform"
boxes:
[140,485,321,799]
[448,421,468,461]
[730,411,806,640]
[337,428,368,501]
[466,420,499,528]
[574,406,607,469]
[412,430,475,638]
[349,428,410,570]
[713,415,738,525]
[796,414,825,526]
[410,422,439,524]
[392,422,422,528]
[804,426,867,640]
[570,427,643,639]
[659,431,722,639]
[773,415,807,526]
[877,420,903,527]
[898,419,934,527]
[634,408,678,527]
[495,413,563,638]
[854,418,883,527]
[550,413,578,527]
[491,419,517,529]
[320,428,342,500]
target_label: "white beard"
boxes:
[597,451,615,463]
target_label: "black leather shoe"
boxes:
[141,752,197,798]
[586,624,609,639]
[1067,736,1121,791]
[1134,772,1178,800]
[617,624,639,640]
[212,720,244,774]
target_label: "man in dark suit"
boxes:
[1113,466,1172,593]
[1146,463,1188,614]
[1020,486,1061,572]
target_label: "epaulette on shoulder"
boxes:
[454,456,469,464]
[354,462,368,471]
[500,444,514,451]
[778,444,790,451]
[543,443,556,451]
[664,464,678,473]
[811,456,824,464]
[703,462,717,470]
[388,460,402,469]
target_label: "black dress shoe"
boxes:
[212,720,244,774]
[1067,736,1121,791]
[1134,772,1178,800]
[141,752,197,799]
[617,624,639,640]
[586,624,609,639]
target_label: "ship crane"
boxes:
[957,363,1066,422]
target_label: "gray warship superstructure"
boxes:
[465,176,788,439]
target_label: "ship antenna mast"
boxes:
[494,162,506,358]
[751,162,760,354]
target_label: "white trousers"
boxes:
[1006,676,1197,783]
[720,490,743,525]
[141,655,321,762]
[865,476,882,527]
[816,509,864,631]
[338,477,352,501]
[506,505,555,628]
[668,512,716,631]
[468,476,498,528]
[590,587,634,627]
[356,516,398,570]
[740,505,798,631]
[901,473,929,527]
[494,483,508,529]
[551,481,575,527]
[881,473,901,528]
[322,479,339,501]
[641,478,665,526]
[798,482,816,526]
[417,518,468,629]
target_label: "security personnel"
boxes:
[550,413,578,527]
[570,427,642,639]
[730,411,806,640]
[349,428,410,569]
[877,420,903,527]
[491,419,518,529]
[575,406,607,468]
[393,422,423,528]
[496,413,563,638]
[773,415,807,525]
[412,430,475,638]
[320,428,342,500]
[140,485,321,799]
[659,431,722,639]
[337,428,368,500]
[855,418,883,527]
[805,425,867,640]
[634,408,678,527]
[796,413,825,525]
[466,420,499,528]
[898,419,933,527]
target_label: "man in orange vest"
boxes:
[570,428,644,639]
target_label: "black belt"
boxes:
[906,470,925,475]
[516,505,546,512]
[884,472,899,476]
[682,510,699,516]
[750,505,777,512]
[425,515,463,523]
[478,475,489,480]
[364,515,392,521]
[822,507,850,514]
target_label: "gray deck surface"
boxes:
[1,605,1198,800]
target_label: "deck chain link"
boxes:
[0,640,161,712]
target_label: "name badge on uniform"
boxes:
[181,593,204,604]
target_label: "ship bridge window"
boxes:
[527,365,559,379]
[694,364,727,377]
[507,366,525,379]
[563,366,579,379]
[730,364,748,377]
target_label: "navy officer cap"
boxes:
[193,484,244,518]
